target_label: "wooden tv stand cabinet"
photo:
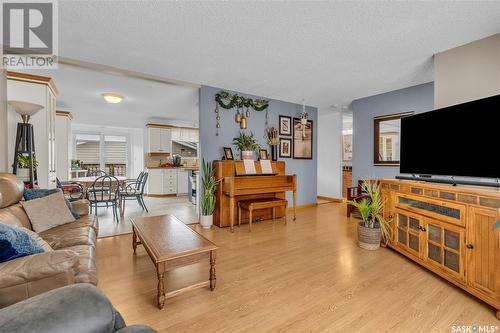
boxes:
[379,179,500,319]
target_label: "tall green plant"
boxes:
[232,131,260,152]
[348,180,392,243]
[201,160,218,216]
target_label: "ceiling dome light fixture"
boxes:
[102,93,124,104]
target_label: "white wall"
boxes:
[55,115,72,181]
[434,33,500,108]
[0,70,7,172]
[317,111,342,199]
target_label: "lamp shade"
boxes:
[8,101,44,123]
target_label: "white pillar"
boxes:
[317,110,343,199]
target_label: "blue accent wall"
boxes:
[199,85,318,206]
[351,82,434,184]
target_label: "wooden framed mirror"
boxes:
[374,112,414,166]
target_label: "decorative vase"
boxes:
[357,222,381,250]
[200,215,213,229]
[271,145,278,161]
[241,150,253,160]
[17,168,30,181]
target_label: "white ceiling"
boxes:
[26,64,199,128]
[55,1,500,112]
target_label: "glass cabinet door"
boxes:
[423,218,465,281]
[395,209,422,257]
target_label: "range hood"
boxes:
[172,140,197,150]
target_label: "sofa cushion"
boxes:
[39,216,97,249]
[0,203,32,229]
[0,174,24,209]
[65,245,97,285]
[19,227,53,252]
[0,250,79,308]
[70,199,90,217]
[21,192,76,233]
[0,224,44,263]
[24,188,80,219]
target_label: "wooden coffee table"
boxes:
[131,214,218,309]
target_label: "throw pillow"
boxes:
[21,192,76,233]
[19,227,53,252]
[24,188,80,219]
[0,223,45,263]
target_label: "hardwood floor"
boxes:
[97,196,198,237]
[96,202,499,332]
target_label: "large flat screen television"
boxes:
[400,94,500,179]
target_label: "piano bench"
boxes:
[237,198,288,232]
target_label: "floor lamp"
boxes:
[8,101,44,188]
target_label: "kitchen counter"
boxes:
[146,166,199,171]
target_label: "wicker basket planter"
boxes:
[357,222,381,250]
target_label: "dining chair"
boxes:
[88,175,120,222]
[87,170,110,200]
[56,177,84,201]
[119,172,148,215]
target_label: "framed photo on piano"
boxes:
[259,149,269,160]
[279,138,292,158]
[223,147,234,160]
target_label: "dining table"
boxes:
[71,176,128,191]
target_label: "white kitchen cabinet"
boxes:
[160,128,171,153]
[171,128,199,143]
[149,128,162,152]
[7,72,58,188]
[147,168,178,195]
[162,169,177,194]
[147,169,164,194]
[147,127,171,153]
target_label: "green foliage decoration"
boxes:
[215,91,269,111]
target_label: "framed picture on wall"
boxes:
[292,118,313,159]
[223,147,234,160]
[279,115,292,136]
[279,138,292,158]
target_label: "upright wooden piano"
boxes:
[213,160,296,230]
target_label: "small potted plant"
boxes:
[71,159,81,169]
[348,180,392,250]
[15,155,38,181]
[200,160,218,229]
[232,131,261,160]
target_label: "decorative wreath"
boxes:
[215,91,269,111]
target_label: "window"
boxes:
[374,112,413,165]
[75,134,101,173]
[74,134,127,176]
[104,136,127,176]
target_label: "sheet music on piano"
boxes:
[243,160,256,174]
[260,160,273,174]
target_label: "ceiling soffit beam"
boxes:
[58,56,201,90]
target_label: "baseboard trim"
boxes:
[286,203,317,211]
[317,195,344,203]
[144,194,177,198]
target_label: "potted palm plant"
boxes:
[348,180,392,250]
[232,131,261,160]
[200,160,218,229]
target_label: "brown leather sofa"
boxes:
[0,173,98,308]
